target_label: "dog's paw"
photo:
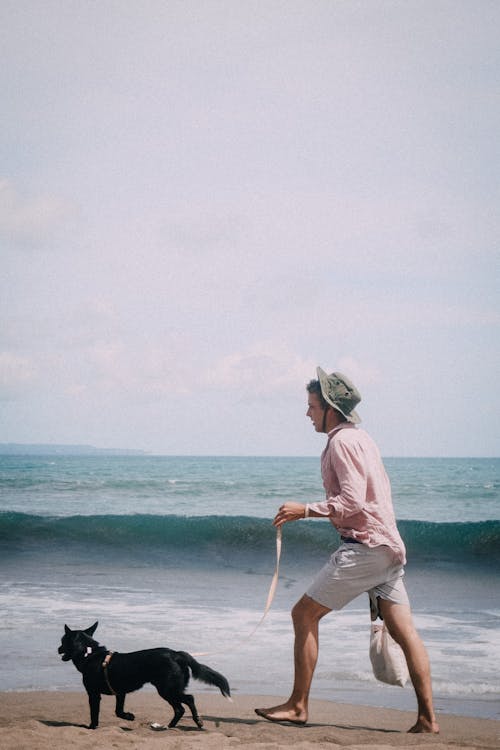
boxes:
[117,711,135,721]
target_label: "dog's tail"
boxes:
[179,652,231,700]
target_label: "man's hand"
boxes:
[273,502,307,527]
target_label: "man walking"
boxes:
[255,367,439,733]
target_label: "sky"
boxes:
[1,0,499,457]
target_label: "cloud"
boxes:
[54,337,316,404]
[204,343,316,397]
[0,352,36,400]
[334,357,382,387]
[0,179,69,246]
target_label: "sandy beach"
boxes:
[0,691,498,750]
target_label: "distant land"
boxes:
[0,443,148,456]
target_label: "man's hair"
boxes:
[306,379,347,422]
[306,379,328,409]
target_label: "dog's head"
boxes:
[58,621,99,662]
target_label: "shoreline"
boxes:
[0,691,498,750]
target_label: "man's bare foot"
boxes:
[254,704,307,726]
[408,717,440,733]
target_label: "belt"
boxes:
[340,536,361,544]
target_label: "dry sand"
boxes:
[0,691,498,750]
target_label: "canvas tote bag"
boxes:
[369,622,409,687]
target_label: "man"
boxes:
[255,368,439,734]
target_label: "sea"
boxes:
[0,453,499,720]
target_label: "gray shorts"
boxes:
[306,541,409,616]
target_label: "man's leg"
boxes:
[378,599,440,734]
[255,594,331,724]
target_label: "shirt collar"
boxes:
[326,422,357,438]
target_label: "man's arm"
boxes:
[308,440,368,521]
[272,501,329,526]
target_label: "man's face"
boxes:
[306,392,326,432]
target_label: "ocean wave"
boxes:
[1,512,499,565]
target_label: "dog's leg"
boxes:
[167,701,185,728]
[115,693,135,722]
[155,689,188,729]
[183,694,203,729]
[88,692,101,729]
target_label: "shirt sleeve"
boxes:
[308,437,368,520]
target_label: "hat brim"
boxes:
[343,408,361,424]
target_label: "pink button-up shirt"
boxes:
[308,423,406,565]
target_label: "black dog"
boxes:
[58,622,231,729]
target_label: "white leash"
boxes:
[245,525,282,639]
[193,526,282,657]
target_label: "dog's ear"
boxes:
[64,624,72,635]
[86,621,98,636]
